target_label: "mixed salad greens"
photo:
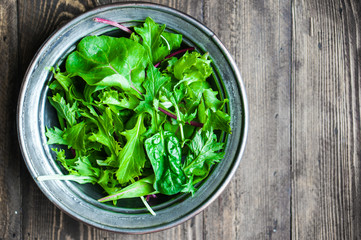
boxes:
[40,17,231,215]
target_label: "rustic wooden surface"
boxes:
[0,0,360,239]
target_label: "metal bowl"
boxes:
[17,2,248,233]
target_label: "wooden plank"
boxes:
[0,0,22,239]
[203,0,292,239]
[18,0,204,239]
[17,1,98,239]
[291,0,361,239]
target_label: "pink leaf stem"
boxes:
[146,194,157,202]
[154,47,195,68]
[93,17,133,34]
[158,107,203,128]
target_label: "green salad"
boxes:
[41,17,231,215]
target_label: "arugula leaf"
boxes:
[203,88,223,112]
[48,93,78,127]
[134,17,182,64]
[203,109,232,134]
[51,148,76,172]
[97,169,120,195]
[50,66,73,92]
[66,36,148,96]
[183,130,224,184]
[84,107,122,162]
[74,156,100,180]
[143,64,171,101]
[63,122,86,150]
[116,114,147,184]
[38,156,99,184]
[136,65,170,114]
[136,64,170,135]
[145,131,187,195]
[45,126,67,145]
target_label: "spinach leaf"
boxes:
[145,131,187,195]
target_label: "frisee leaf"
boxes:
[173,51,212,85]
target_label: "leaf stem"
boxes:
[140,196,156,216]
[158,107,203,128]
[93,17,133,34]
[154,47,195,68]
[173,104,185,142]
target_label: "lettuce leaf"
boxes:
[66,36,148,96]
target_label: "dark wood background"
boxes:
[1,0,360,239]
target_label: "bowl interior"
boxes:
[43,26,228,212]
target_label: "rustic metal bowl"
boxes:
[17,2,248,233]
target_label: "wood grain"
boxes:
[0,0,22,239]
[291,0,361,239]
[18,1,97,238]
[203,0,292,239]
[3,0,361,238]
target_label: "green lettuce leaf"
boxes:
[173,52,212,84]
[97,88,139,110]
[66,36,148,95]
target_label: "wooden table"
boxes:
[1,0,360,239]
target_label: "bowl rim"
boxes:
[17,2,249,234]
